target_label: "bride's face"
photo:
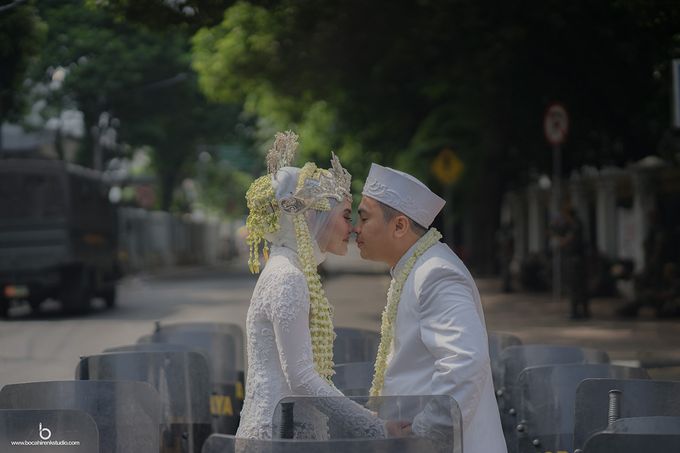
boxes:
[319,199,353,255]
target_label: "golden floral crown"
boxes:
[245,131,352,273]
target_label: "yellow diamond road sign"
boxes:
[432,148,464,185]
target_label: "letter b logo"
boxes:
[39,422,52,440]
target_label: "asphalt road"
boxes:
[0,268,259,385]
[2,258,679,386]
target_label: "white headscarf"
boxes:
[265,167,344,265]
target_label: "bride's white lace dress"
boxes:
[236,245,385,440]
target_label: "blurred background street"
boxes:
[2,244,679,386]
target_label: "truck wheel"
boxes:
[102,286,117,309]
[60,268,92,314]
[28,298,42,314]
[0,298,8,319]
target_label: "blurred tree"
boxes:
[87,0,234,30]
[0,0,45,149]
[29,0,252,211]
[195,158,252,216]
[192,0,680,271]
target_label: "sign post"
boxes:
[672,59,680,128]
[544,103,569,303]
[431,148,464,248]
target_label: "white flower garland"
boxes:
[369,228,443,396]
[293,163,336,381]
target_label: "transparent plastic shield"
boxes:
[103,344,245,434]
[149,322,245,375]
[76,351,212,452]
[202,434,236,453]
[0,409,99,453]
[499,345,610,452]
[202,433,451,453]
[332,361,374,396]
[609,416,680,434]
[146,322,246,435]
[516,364,649,453]
[501,345,610,404]
[574,378,680,451]
[333,327,381,364]
[104,343,198,354]
[0,380,160,453]
[582,431,680,453]
[487,331,522,392]
[272,395,462,453]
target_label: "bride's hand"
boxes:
[384,420,412,437]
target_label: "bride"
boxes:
[236,131,397,440]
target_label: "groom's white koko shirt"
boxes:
[382,240,507,453]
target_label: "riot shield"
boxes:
[573,378,680,451]
[332,361,374,396]
[272,395,462,453]
[515,364,649,453]
[104,343,197,354]
[498,344,609,448]
[76,350,212,453]
[202,433,451,453]
[202,434,236,453]
[608,416,680,434]
[582,431,680,452]
[487,331,522,392]
[333,327,381,364]
[149,321,245,372]
[147,322,245,434]
[0,409,98,453]
[0,380,160,453]
[500,345,610,408]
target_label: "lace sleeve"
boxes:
[269,269,386,439]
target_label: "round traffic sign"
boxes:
[544,103,569,146]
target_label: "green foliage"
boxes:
[191,0,680,269]
[0,0,46,124]
[26,0,252,211]
[192,2,279,104]
[86,0,234,30]
[196,160,252,217]
[193,0,680,175]
[11,0,680,267]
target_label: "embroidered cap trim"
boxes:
[363,177,429,227]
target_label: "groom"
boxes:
[354,163,506,453]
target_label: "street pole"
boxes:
[544,102,568,305]
[552,144,562,303]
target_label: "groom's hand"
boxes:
[385,420,412,437]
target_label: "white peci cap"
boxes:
[361,163,445,228]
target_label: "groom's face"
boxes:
[354,196,391,262]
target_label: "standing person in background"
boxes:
[497,221,515,293]
[558,204,589,319]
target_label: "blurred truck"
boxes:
[0,158,120,317]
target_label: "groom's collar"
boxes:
[390,237,423,279]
